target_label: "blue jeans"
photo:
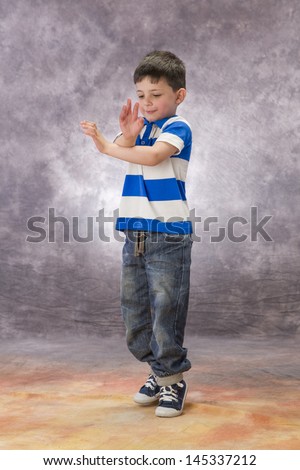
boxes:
[121,231,193,381]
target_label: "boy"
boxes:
[80,50,193,417]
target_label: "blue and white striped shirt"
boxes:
[115,115,192,234]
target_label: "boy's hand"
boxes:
[80,121,109,154]
[119,99,145,142]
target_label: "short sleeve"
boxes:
[156,120,192,155]
[113,131,123,143]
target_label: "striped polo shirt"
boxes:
[115,115,192,234]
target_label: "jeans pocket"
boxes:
[163,233,186,243]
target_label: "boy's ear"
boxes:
[175,88,187,105]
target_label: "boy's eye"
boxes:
[153,94,162,97]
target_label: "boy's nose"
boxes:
[144,96,153,105]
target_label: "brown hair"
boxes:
[133,50,186,91]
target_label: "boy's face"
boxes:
[135,76,186,122]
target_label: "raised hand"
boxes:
[119,99,145,141]
[80,120,108,154]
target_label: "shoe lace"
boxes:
[144,375,157,391]
[159,382,183,403]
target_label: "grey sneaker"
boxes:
[155,380,188,417]
[134,374,160,405]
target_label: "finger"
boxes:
[132,102,139,120]
[80,121,97,129]
[81,130,94,136]
[80,124,91,130]
[120,102,128,119]
[80,120,96,126]
[119,105,127,122]
[81,122,97,131]
[80,124,98,134]
[81,126,96,134]
[138,117,145,130]
[127,98,133,117]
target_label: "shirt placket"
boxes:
[140,122,154,145]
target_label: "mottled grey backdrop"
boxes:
[1,0,299,339]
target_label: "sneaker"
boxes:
[155,380,188,417]
[133,374,160,405]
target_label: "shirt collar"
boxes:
[143,115,176,128]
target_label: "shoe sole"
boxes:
[133,392,160,406]
[155,383,188,418]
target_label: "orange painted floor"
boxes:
[0,336,299,450]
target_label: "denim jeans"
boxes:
[121,231,193,380]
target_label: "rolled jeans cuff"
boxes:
[155,373,183,387]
